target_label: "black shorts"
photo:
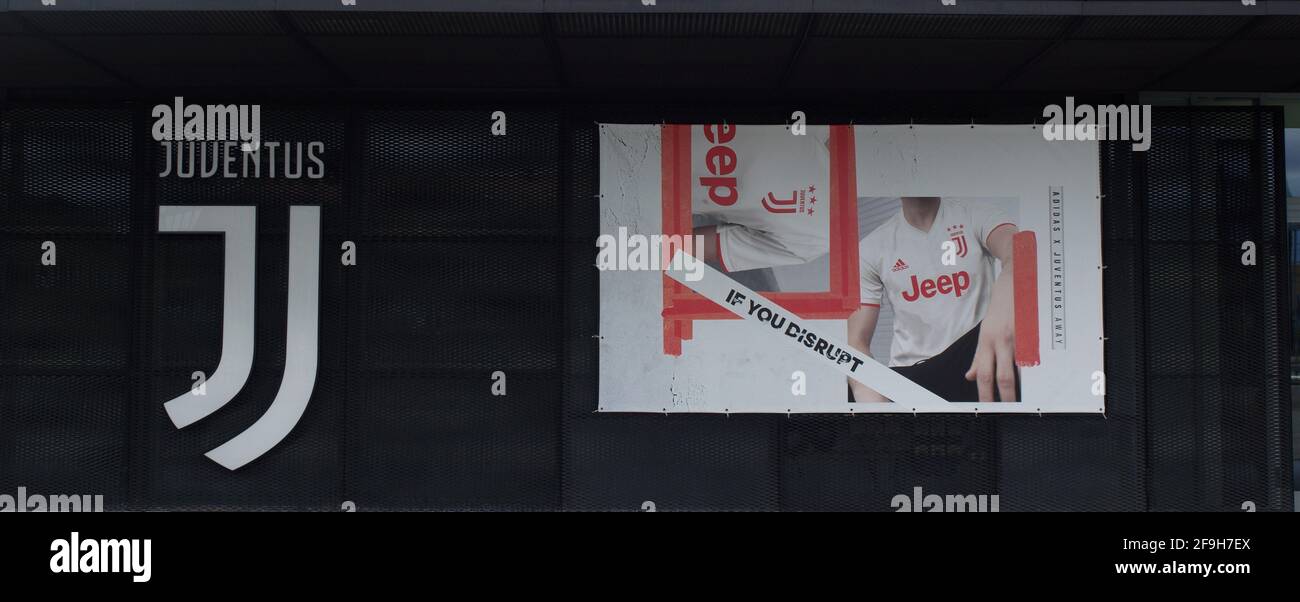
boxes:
[850,322,1020,403]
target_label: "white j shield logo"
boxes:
[157,205,321,470]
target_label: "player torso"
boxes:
[873,201,995,366]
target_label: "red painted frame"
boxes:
[661,124,860,356]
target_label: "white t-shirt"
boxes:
[690,125,831,272]
[859,199,1014,367]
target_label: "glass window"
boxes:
[1292,225,1300,382]
[1287,130,1300,198]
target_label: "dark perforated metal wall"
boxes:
[0,104,1290,511]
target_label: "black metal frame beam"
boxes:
[1,0,1299,16]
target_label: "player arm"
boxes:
[699,224,819,272]
[965,222,1019,402]
[847,304,880,358]
[847,304,889,403]
[692,225,724,269]
[985,223,1017,265]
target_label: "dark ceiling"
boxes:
[3,5,1300,97]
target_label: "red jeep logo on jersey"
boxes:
[699,123,739,206]
[901,271,971,302]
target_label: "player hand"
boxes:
[850,379,889,403]
[965,277,1017,402]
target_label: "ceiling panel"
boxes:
[1,11,1299,93]
[813,13,1073,38]
[1071,15,1251,39]
[311,36,556,87]
[560,38,797,88]
[0,13,25,35]
[53,35,335,87]
[0,36,124,87]
[1008,39,1216,90]
[1157,39,1300,90]
[290,11,544,36]
[552,12,803,36]
[791,38,1046,91]
[1245,15,1300,38]
[20,11,284,35]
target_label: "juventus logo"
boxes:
[157,206,321,470]
[946,225,969,258]
[762,191,798,214]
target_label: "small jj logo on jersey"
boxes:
[761,184,817,215]
[158,205,321,470]
[946,224,968,258]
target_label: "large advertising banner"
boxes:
[597,123,1103,413]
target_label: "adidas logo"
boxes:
[891,258,909,272]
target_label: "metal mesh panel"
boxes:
[1,108,133,234]
[781,415,997,511]
[1139,109,1290,511]
[0,104,1290,511]
[358,110,560,238]
[0,109,137,504]
[0,375,130,506]
[344,374,559,511]
[0,236,133,371]
[342,110,563,511]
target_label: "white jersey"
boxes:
[859,199,1014,367]
[690,124,831,272]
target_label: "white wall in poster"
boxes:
[597,124,1103,414]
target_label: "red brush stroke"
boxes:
[1012,231,1040,368]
